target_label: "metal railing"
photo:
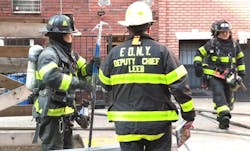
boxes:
[73,35,112,61]
[0,35,113,61]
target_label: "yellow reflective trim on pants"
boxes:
[109,65,187,85]
[117,133,165,142]
[198,46,207,57]
[47,106,75,116]
[99,69,111,85]
[237,64,245,71]
[107,110,179,122]
[180,99,194,112]
[59,74,72,91]
[38,62,58,80]
[216,105,230,114]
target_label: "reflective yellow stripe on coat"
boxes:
[180,99,194,112]
[34,98,74,116]
[99,65,187,86]
[36,62,58,80]
[107,110,179,122]
[108,110,178,142]
[117,133,165,142]
[77,56,88,76]
[47,106,74,116]
[36,62,73,91]
[59,74,72,91]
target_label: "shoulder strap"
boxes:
[210,38,215,48]
[231,40,238,67]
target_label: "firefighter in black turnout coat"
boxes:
[193,20,246,129]
[33,14,99,150]
[98,1,195,151]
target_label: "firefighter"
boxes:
[33,14,99,150]
[193,20,246,129]
[98,1,195,151]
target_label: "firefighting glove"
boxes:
[86,57,102,74]
[75,114,90,129]
[194,61,203,77]
[71,78,92,92]
[181,110,196,122]
[78,80,92,92]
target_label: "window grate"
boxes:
[12,0,41,14]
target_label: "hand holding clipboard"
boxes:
[175,120,194,147]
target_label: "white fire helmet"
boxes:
[118,1,154,27]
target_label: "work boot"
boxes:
[217,111,231,129]
[219,116,230,129]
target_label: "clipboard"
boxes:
[175,120,191,147]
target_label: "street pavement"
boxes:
[0,97,249,151]
[178,97,250,151]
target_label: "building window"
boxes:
[111,35,129,48]
[12,0,41,14]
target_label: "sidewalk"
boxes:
[177,97,250,151]
[0,97,249,151]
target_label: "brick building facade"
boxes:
[1,0,250,55]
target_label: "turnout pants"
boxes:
[208,77,233,115]
[39,116,73,151]
[119,125,172,151]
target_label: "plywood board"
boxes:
[0,105,32,117]
[0,132,38,146]
[0,58,28,74]
[0,73,23,90]
[0,46,29,58]
[0,85,31,111]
